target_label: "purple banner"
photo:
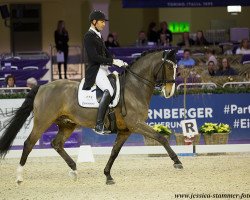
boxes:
[123,0,250,8]
[41,124,82,148]
[82,93,250,146]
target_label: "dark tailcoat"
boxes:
[83,30,113,89]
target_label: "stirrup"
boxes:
[94,124,111,135]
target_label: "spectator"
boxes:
[105,33,119,48]
[236,39,250,55]
[136,31,148,46]
[216,58,237,76]
[159,33,170,47]
[5,74,16,88]
[205,49,217,66]
[2,74,16,94]
[147,22,159,44]
[177,49,196,67]
[54,20,69,79]
[177,32,195,48]
[26,77,38,88]
[223,44,233,55]
[112,32,120,47]
[202,61,217,76]
[195,30,209,46]
[158,21,173,43]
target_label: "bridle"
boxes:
[125,55,177,88]
[125,51,177,88]
[120,50,177,116]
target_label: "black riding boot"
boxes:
[95,90,111,134]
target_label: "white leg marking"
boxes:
[69,170,78,181]
[16,164,24,185]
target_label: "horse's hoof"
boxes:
[174,163,183,170]
[69,170,78,181]
[16,177,23,186]
[106,179,115,185]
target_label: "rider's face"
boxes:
[94,20,105,31]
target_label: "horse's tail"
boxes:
[0,85,40,158]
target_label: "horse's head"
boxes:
[154,49,177,98]
[125,49,177,99]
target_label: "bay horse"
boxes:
[0,49,183,185]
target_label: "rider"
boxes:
[83,10,128,134]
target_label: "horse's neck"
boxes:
[124,52,161,101]
[128,52,161,82]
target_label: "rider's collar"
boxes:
[89,27,101,38]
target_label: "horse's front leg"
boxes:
[133,121,183,169]
[104,130,131,185]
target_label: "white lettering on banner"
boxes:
[0,99,35,146]
[147,121,182,129]
[241,119,250,128]
[0,107,17,117]
[230,105,250,114]
[148,108,213,120]
[233,118,250,129]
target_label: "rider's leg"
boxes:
[95,68,114,134]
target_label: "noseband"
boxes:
[155,57,177,87]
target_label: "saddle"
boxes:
[78,72,120,133]
[78,72,120,108]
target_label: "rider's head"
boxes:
[89,10,108,32]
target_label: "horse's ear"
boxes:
[162,51,167,60]
[163,49,176,63]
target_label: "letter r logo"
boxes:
[180,119,199,138]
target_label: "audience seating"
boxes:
[23,66,39,70]
[243,61,250,65]
[2,66,18,70]
[242,54,250,64]
[0,53,50,88]
[0,68,48,80]
[0,80,48,88]
[107,45,249,88]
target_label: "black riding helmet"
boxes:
[89,10,108,22]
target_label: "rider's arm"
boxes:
[84,34,113,65]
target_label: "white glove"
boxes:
[113,59,128,67]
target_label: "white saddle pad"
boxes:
[78,72,120,108]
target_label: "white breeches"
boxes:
[95,66,114,97]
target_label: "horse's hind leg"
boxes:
[17,121,52,185]
[51,122,77,181]
[104,130,131,185]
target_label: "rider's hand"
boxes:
[113,59,128,67]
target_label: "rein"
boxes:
[125,55,177,88]
[125,68,154,88]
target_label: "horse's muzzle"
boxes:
[162,83,175,98]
